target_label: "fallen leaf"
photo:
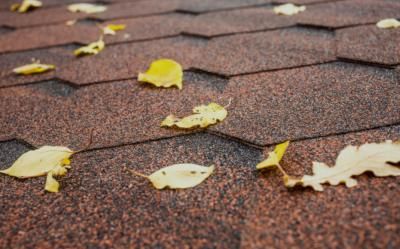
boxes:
[74,37,105,56]
[376,18,400,29]
[102,24,126,35]
[256,141,289,169]
[138,59,183,89]
[286,141,400,191]
[0,146,73,192]
[13,62,55,75]
[129,164,214,189]
[66,19,77,26]
[273,3,305,16]
[11,0,42,13]
[67,3,107,14]
[161,103,228,129]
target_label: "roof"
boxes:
[0,0,400,248]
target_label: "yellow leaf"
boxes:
[138,59,183,89]
[45,172,60,193]
[66,19,77,26]
[273,3,306,16]
[0,146,73,178]
[11,0,42,13]
[130,164,214,189]
[13,63,55,75]
[74,38,105,56]
[67,3,107,14]
[287,141,400,191]
[0,146,73,193]
[161,103,227,129]
[103,24,126,35]
[376,18,400,29]
[256,141,289,169]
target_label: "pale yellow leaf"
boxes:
[103,24,126,35]
[256,141,289,169]
[0,146,73,178]
[376,18,400,29]
[273,3,305,16]
[74,38,105,56]
[45,171,60,193]
[138,59,183,89]
[11,0,42,13]
[13,63,55,75]
[0,146,73,193]
[161,103,227,129]
[130,164,214,189]
[66,19,77,26]
[286,141,400,191]
[67,3,107,14]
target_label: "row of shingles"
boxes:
[1,0,398,30]
[0,0,273,29]
[1,0,400,69]
[239,125,400,249]
[0,51,227,149]
[1,99,399,248]
[0,134,264,248]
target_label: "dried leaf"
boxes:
[67,3,107,14]
[103,24,126,35]
[11,0,42,13]
[45,171,60,193]
[66,19,77,26]
[74,37,105,56]
[256,141,289,169]
[130,164,214,189]
[286,141,400,191]
[138,59,183,89]
[376,18,400,29]
[161,103,227,129]
[273,3,305,16]
[0,146,74,192]
[13,63,55,75]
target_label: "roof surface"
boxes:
[1,0,400,248]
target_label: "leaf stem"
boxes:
[224,97,233,109]
[74,128,95,154]
[276,163,289,177]
[127,169,149,179]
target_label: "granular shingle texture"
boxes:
[1,0,400,248]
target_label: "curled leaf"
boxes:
[376,18,400,29]
[11,0,42,13]
[67,3,107,14]
[161,103,227,129]
[45,172,60,193]
[0,146,73,192]
[129,164,214,189]
[273,3,305,16]
[138,59,183,89]
[13,63,55,75]
[74,37,105,56]
[287,141,400,191]
[256,141,289,169]
[103,24,126,35]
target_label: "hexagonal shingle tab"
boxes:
[297,0,400,28]
[195,27,335,76]
[211,62,400,145]
[336,24,400,66]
